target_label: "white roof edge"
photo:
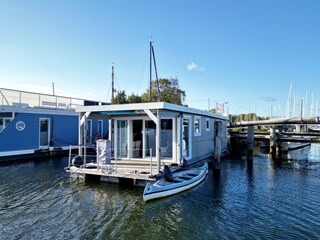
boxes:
[162,102,228,120]
[75,102,165,112]
[75,102,228,121]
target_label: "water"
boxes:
[1,145,320,239]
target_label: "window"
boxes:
[97,120,103,139]
[0,117,11,132]
[117,120,128,158]
[206,118,210,131]
[194,116,201,136]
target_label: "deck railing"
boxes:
[0,87,106,110]
[67,146,159,175]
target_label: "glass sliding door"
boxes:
[182,117,191,160]
[117,120,128,158]
[161,119,173,158]
[86,119,92,145]
[145,120,156,157]
[132,120,143,158]
[39,118,50,147]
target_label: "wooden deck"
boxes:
[66,159,176,187]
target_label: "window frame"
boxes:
[194,116,201,136]
[206,118,210,131]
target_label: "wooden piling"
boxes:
[213,121,222,175]
[269,127,276,155]
[247,126,254,159]
[276,132,282,157]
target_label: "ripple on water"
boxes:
[1,153,320,239]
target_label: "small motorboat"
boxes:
[143,162,208,202]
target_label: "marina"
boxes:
[0,0,320,240]
[2,1,320,238]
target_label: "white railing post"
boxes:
[68,145,72,168]
[150,148,152,176]
[115,148,117,171]
[19,92,21,107]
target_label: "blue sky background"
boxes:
[1,0,319,117]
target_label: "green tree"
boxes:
[127,93,142,103]
[112,90,128,104]
[141,78,186,105]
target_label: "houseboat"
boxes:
[0,88,109,163]
[66,102,228,186]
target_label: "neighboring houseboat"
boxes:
[0,88,109,163]
[67,102,228,185]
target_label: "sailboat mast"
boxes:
[112,63,115,103]
[151,44,161,102]
[149,41,152,102]
[149,41,161,102]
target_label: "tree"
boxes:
[141,78,186,105]
[112,90,128,104]
[127,93,142,103]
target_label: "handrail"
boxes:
[0,89,9,105]
[67,145,166,175]
[0,87,107,109]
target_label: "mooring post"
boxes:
[269,127,276,155]
[213,139,221,175]
[247,126,254,160]
[276,132,282,158]
[213,153,221,176]
[213,121,222,175]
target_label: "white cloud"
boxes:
[187,62,205,72]
[187,62,198,71]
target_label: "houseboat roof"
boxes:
[75,102,228,121]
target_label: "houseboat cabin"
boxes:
[71,102,228,182]
[0,88,108,162]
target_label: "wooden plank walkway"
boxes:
[66,159,176,187]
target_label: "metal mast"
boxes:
[149,41,152,102]
[149,41,161,102]
[111,63,115,103]
[286,82,293,118]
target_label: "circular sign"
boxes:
[16,121,26,131]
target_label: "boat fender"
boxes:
[164,165,173,182]
[72,155,83,167]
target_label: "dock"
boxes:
[66,159,177,187]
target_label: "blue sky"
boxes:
[1,0,320,117]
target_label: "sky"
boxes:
[1,0,320,117]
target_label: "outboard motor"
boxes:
[164,165,173,182]
[72,155,83,167]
